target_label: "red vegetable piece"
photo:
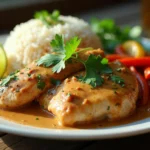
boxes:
[130,66,149,106]
[144,67,150,80]
[106,54,125,62]
[119,57,150,67]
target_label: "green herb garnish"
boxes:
[36,74,45,90]
[110,75,125,87]
[0,70,19,86]
[34,10,63,26]
[50,78,61,86]
[77,55,112,87]
[37,34,125,88]
[37,34,81,73]
[35,117,39,120]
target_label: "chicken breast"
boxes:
[39,61,139,126]
[0,49,104,109]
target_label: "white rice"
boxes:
[4,15,101,74]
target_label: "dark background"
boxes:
[0,0,139,32]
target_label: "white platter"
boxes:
[0,35,149,140]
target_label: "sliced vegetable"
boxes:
[130,66,149,105]
[0,44,7,78]
[122,40,145,57]
[106,54,125,62]
[118,57,150,67]
[144,67,150,80]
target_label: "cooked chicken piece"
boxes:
[39,61,139,126]
[0,49,104,109]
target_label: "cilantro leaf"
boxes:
[37,54,65,68]
[34,10,63,26]
[0,71,19,86]
[64,37,81,60]
[110,75,125,87]
[37,34,81,73]
[50,34,65,52]
[52,60,65,73]
[77,55,112,87]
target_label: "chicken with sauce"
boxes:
[0,33,140,127]
[0,49,104,109]
[39,61,139,126]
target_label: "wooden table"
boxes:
[0,1,149,150]
[0,133,149,150]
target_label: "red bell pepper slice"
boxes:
[106,54,125,62]
[119,57,150,67]
[130,66,149,105]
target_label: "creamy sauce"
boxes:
[0,102,149,129]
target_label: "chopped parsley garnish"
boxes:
[35,117,39,120]
[107,106,110,110]
[36,74,45,90]
[37,81,45,90]
[0,70,19,86]
[37,34,81,73]
[27,73,31,77]
[34,10,63,26]
[50,78,61,86]
[110,75,125,87]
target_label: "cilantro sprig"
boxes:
[77,55,112,87]
[34,10,63,26]
[37,34,81,73]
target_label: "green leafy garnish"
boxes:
[91,18,142,53]
[34,10,63,26]
[77,55,112,87]
[37,34,125,88]
[0,70,19,86]
[50,78,61,86]
[37,34,81,73]
[36,74,45,90]
[110,75,125,87]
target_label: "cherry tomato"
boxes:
[122,40,145,57]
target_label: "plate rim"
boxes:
[0,117,149,140]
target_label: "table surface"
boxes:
[0,2,150,150]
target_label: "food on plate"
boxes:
[0,12,149,128]
[39,62,138,126]
[0,33,142,127]
[4,10,101,74]
[121,40,145,57]
[0,35,103,109]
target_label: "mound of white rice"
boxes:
[4,16,101,74]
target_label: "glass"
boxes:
[141,0,150,37]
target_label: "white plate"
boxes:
[0,35,150,140]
